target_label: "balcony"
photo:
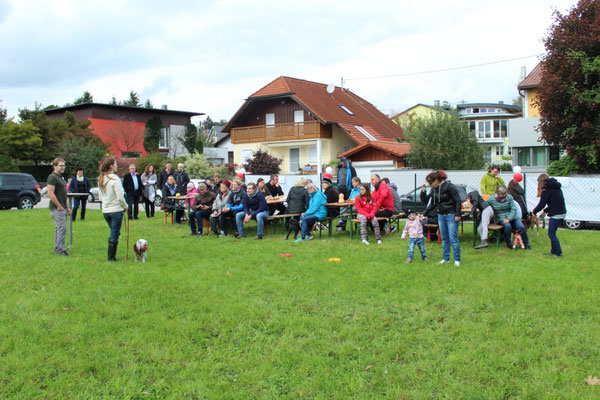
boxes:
[231,121,332,144]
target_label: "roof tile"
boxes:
[518,63,542,90]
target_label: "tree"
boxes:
[243,149,283,174]
[104,116,144,157]
[404,112,485,170]
[180,123,198,154]
[537,0,600,172]
[109,95,118,105]
[18,104,61,164]
[195,136,204,154]
[144,99,154,109]
[0,100,7,125]
[73,90,93,105]
[58,136,106,177]
[512,96,523,108]
[0,120,43,161]
[122,90,140,107]
[144,116,162,153]
[201,115,215,131]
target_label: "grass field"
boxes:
[1,209,599,399]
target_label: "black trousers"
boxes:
[72,197,87,221]
[127,194,140,219]
[144,198,155,218]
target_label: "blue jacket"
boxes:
[226,189,246,212]
[305,190,327,220]
[243,191,268,216]
[532,178,566,216]
[348,186,360,200]
[337,163,356,188]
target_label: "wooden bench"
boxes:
[265,213,301,235]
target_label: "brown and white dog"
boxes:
[133,239,149,262]
[526,212,542,235]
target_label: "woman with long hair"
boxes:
[141,164,157,218]
[98,157,128,261]
[532,173,566,258]
[423,170,462,266]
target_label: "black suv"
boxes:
[0,173,42,210]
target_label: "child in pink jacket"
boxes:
[401,211,428,263]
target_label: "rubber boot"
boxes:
[108,240,119,262]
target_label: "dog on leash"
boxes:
[285,218,301,240]
[133,239,149,262]
[527,212,542,235]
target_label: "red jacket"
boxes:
[355,195,377,219]
[371,181,394,212]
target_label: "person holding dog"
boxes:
[98,157,128,262]
[532,174,566,258]
[47,158,70,256]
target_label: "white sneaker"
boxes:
[454,261,461,267]
[273,209,280,216]
[377,240,382,245]
[438,260,448,265]
[362,239,370,245]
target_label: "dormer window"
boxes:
[339,105,354,115]
[355,125,377,141]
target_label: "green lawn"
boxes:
[1,209,599,399]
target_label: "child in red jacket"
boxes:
[355,183,382,245]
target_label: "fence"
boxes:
[244,171,600,224]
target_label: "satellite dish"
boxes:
[326,84,335,94]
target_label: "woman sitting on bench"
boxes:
[487,185,531,250]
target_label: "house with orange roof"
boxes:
[509,64,560,170]
[221,76,407,174]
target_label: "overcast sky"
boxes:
[0,0,576,124]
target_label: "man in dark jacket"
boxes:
[235,182,269,239]
[174,163,190,195]
[123,163,143,220]
[157,162,174,191]
[336,156,356,199]
[189,183,216,236]
[67,166,91,221]
[266,174,286,215]
[322,176,339,217]
[469,190,495,249]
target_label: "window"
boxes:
[265,113,275,126]
[469,121,476,133]
[339,105,354,115]
[472,108,480,113]
[493,120,500,138]
[354,125,377,141]
[159,127,168,149]
[533,147,547,166]
[478,121,485,138]
[517,148,531,166]
[485,121,491,138]
[308,146,317,164]
[507,146,512,155]
[501,120,508,137]
[495,146,502,156]
[294,110,304,123]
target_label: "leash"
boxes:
[125,213,130,261]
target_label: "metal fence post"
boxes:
[414,173,417,211]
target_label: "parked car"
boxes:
[398,184,468,215]
[0,173,42,210]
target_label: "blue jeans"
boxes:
[189,209,212,234]
[408,237,426,260]
[103,211,124,243]
[438,213,460,262]
[236,211,269,237]
[502,218,529,248]
[300,215,320,239]
[548,218,563,256]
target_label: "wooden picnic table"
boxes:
[167,195,196,214]
[266,196,286,204]
[325,201,356,237]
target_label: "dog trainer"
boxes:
[47,157,71,256]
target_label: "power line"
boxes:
[343,54,542,82]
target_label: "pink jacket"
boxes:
[401,217,425,239]
[186,188,199,207]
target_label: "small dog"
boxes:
[133,239,149,262]
[285,218,301,240]
[512,232,525,249]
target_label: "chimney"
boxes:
[520,65,527,82]
[499,101,504,104]
[161,105,168,110]
[434,100,440,107]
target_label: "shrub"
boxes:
[547,155,580,176]
[243,149,282,175]
[492,162,514,172]
[136,153,170,175]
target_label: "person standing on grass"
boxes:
[296,183,327,243]
[123,163,143,220]
[401,211,428,263]
[174,163,190,195]
[355,183,382,246]
[336,156,356,200]
[235,182,269,240]
[532,174,566,258]
[423,170,462,266]
[480,165,504,198]
[141,164,157,218]
[157,161,174,193]
[67,166,91,222]
[98,157,128,262]
[47,158,70,256]
[487,184,531,251]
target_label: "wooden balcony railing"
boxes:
[231,121,332,144]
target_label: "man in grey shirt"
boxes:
[47,158,71,256]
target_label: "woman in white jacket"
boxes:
[141,164,157,218]
[98,158,128,261]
